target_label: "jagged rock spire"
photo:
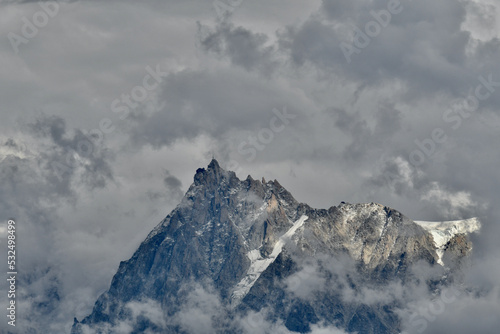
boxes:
[194,158,225,186]
[208,158,221,171]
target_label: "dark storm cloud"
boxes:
[163,170,182,189]
[198,21,278,75]
[144,169,184,203]
[280,0,500,106]
[128,68,305,149]
[321,0,363,21]
[332,103,402,160]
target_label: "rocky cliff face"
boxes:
[72,160,478,334]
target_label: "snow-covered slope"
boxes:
[231,215,308,303]
[414,218,481,265]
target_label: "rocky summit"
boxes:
[72,159,480,334]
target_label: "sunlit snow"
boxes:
[231,215,309,303]
[414,218,481,265]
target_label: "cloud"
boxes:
[27,114,115,192]
[126,66,309,158]
[77,299,167,334]
[285,257,327,301]
[280,0,500,105]
[173,283,224,334]
[398,286,500,334]
[198,21,278,75]
[420,182,479,219]
[283,250,500,334]
[332,103,403,160]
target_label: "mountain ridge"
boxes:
[72,159,480,334]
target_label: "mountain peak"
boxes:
[208,158,221,171]
[194,158,232,186]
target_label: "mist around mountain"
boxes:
[72,160,481,334]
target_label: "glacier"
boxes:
[414,218,481,265]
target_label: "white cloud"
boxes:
[421,182,479,219]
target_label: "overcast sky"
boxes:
[0,0,499,332]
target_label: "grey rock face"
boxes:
[72,160,474,334]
